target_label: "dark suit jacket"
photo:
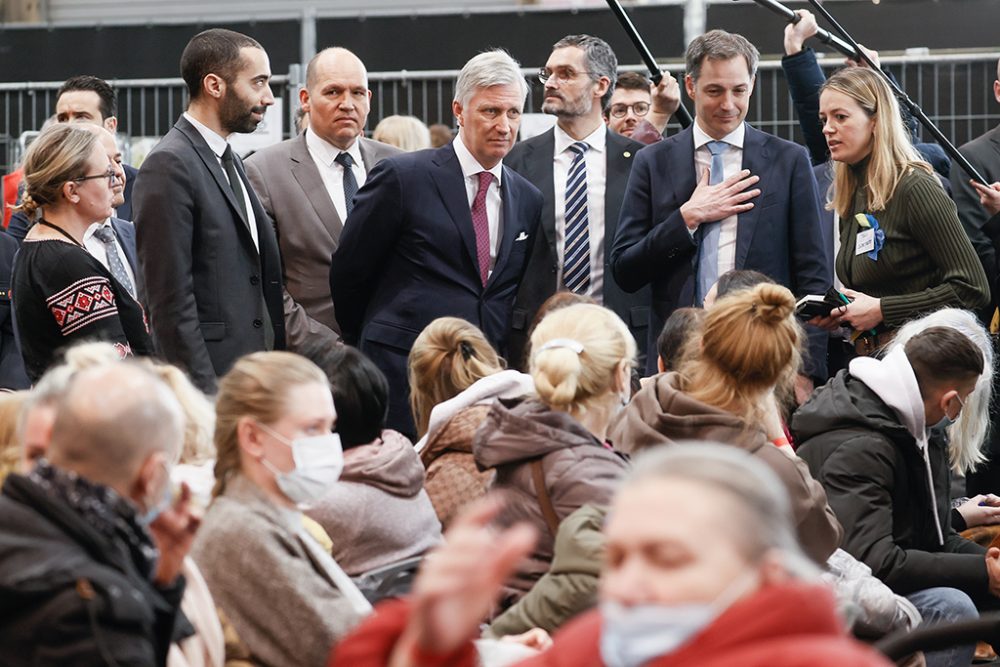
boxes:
[611,123,831,376]
[0,230,29,389]
[951,124,1000,321]
[329,143,543,435]
[245,133,401,352]
[7,163,138,244]
[133,116,285,393]
[504,128,651,369]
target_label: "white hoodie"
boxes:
[849,347,944,546]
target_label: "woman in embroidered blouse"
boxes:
[11,124,150,382]
[811,67,988,346]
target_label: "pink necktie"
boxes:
[471,171,494,286]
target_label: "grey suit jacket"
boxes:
[190,475,366,667]
[245,132,402,351]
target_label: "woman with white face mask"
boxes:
[331,444,893,667]
[191,352,372,667]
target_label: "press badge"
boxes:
[855,229,876,255]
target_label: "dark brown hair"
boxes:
[905,326,984,399]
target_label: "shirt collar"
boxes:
[305,129,363,169]
[553,122,607,156]
[692,120,745,151]
[183,111,230,158]
[83,218,113,244]
[452,135,503,186]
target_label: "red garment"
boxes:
[2,169,23,228]
[329,583,893,667]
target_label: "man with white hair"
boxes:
[330,49,544,436]
[0,362,199,665]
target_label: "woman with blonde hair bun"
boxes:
[473,303,631,604]
[609,283,843,564]
[409,317,533,528]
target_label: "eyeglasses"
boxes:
[73,168,116,188]
[538,68,592,85]
[609,102,651,118]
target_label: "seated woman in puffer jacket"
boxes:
[306,345,443,576]
[473,303,632,605]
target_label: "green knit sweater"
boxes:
[835,165,989,327]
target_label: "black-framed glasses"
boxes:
[73,168,116,188]
[609,102,651,118]
[538,68,592,85]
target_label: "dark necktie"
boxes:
[563,141,591,294]
[92,224,136,299]
[221,144,248,225]
[335,152,359,218]
[470,171,494,286]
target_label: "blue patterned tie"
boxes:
[563,141,591,294]
[335,152,359,218]
[92,225,136,299]
[696,140,730,305]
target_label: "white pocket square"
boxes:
[515,232,528,242]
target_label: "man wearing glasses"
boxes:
[505,34,652,368]
[604,71,680,144]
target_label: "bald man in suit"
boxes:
[246,47,401,351]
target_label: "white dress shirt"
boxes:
[183,112,259,250]
[305,129,367,223]
[453,135,504,275]
[553,123,607,303]
[692,120,746,279]
[83,219,137,292]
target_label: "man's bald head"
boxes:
[47,363,184,490]
[305,47,367,92]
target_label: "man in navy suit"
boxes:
[611,30,830,382]
[9,76,138,242]
[505,35,650,370]
[330,49,544,436]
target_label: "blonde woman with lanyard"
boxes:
[811,67,988,353]
[12,124,151,381]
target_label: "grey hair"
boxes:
[552,34,618,108]
[454,49,528,108]
[625,442,819,579]
[889,308,994,473]
[685,29,760,82]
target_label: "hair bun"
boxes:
[14,192,40,218]
[752,283,795,324]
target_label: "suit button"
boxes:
[250,276,260,286]
[253,319,263,328]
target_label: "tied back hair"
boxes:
[679,283,803,426]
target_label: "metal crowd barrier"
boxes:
[2,51,998,172]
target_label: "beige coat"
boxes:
[191,475,369,667]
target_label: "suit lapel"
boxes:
[290,132,343,245]
[604,132,636,261]
[735,124,771,269]
[489,166,522,289]
[430,144,480,273]
[670,127,699,215]
[528,131,557,252]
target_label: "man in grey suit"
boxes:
[245,47,401,351]
[505,35,649,368]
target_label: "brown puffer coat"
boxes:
[606,372,842,564]
[419,405,496,529]
[473,398,628,603]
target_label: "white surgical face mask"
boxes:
[257,422,343,506]
[599,569,759,667]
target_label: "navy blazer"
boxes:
[504,128,651,369]
[611,123,831,377]
[330,143,543,435]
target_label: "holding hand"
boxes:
[971,181,1000,217]
[783,10,819,56]
[846,44,882,70]
[649,71,681,127]
[680,168,760,230]
[958,495,1000,529]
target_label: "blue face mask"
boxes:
[138,472,173,527]
[599,570,758,667]
[932,393,966,432]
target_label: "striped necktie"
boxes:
[563,141,591,294]
[696,140,730,305]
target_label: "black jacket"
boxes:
[792,370,987,597]
[0,473,186,666]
